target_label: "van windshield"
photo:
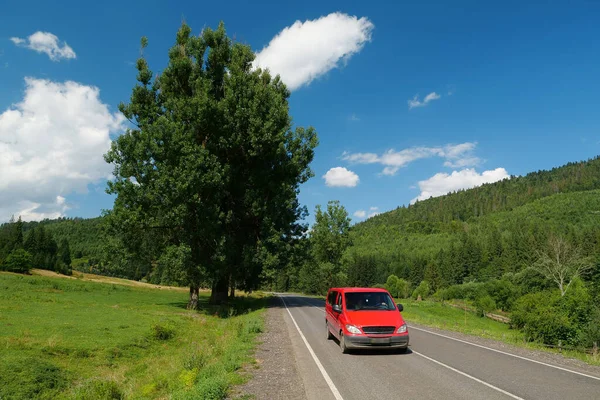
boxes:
[345,292,396,311]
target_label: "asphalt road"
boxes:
[276,293,600,400]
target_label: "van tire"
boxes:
[339,333,349,354]
[326,321,333,340]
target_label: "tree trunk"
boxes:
[187,285,200,310]
[229,284,235,299]
[209,276,229,305]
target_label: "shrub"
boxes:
[511,291,579,345]
[385,275,400,297]
[475,295,496,317]
[412,280,431,300]
[151,323,175,340]
[580,306,600,348]
[385,275,411,299]
[484,279,520,311]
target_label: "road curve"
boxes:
[276,293,600,400]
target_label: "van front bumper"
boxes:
[345,334,409,349]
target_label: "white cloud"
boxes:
[343,142,480,175]
[349,113,360,121]
[253,12,374,91]
[323,167,360,187]
[408,92,441,109]
[353,206,378,219]
[10,31,76,61]
[353,210,366,218]
[411,168,510,204]
[0,78,125,222]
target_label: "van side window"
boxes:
[335,293,342,306]
[328,291,337,305]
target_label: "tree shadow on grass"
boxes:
[164,294,276,318]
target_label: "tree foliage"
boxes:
[104,22,317,306]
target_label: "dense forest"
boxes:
[0,217,73,275]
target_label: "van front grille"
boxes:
[362,326,395,334]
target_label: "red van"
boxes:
[325,287,409,353]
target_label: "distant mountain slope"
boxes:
[346,156,600,286]
[21,217,107,259]
[356,156,600,236]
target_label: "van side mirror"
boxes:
[332,304,342,313]
[397,303,404,312]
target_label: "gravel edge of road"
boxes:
[229,296,307,400]
[408,321,600,378]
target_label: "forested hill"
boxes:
[345,155,600,290]
[21,217,107,259]
[356,155,600,236]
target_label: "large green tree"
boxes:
[105,22,317,307]
[311,200,351,266]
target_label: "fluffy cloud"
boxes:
[368,206,380,218]
[11,31,76,61]
[411,168,510,203]
[408,92,441,109]
[0,78,125,221]
[343,142,480,175]
[253,12,374,91]
[353,206,379,219]
[323,167,360,187]
[353,210,366,218]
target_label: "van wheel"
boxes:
[326,322,333,340]
[339,333,349,354]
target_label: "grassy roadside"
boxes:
[397,298,600,366]
[0,272,268,399]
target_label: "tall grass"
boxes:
[0,272,267,399]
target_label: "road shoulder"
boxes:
[229,297,307,400]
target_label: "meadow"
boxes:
[0,272,266,399]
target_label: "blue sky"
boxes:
[1,1,599,224]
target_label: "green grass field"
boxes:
[398,299,522,342]
[0,272,267,399]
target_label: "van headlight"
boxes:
[396,324,407,334]
[345,324,361,334]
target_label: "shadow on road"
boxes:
[331,337,413,356]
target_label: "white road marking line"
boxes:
[279,295,345,400]
[413,350,525,399]
[411,326,600,382]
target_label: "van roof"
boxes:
[328,287,389,293]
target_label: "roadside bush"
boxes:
[385,274,411,299]
[580,306,600,348]
[412,280,431,300]
[511,290,580,346]
[483,279,520,311]
[475,295,496,317]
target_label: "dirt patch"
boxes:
[229,298,306,400]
